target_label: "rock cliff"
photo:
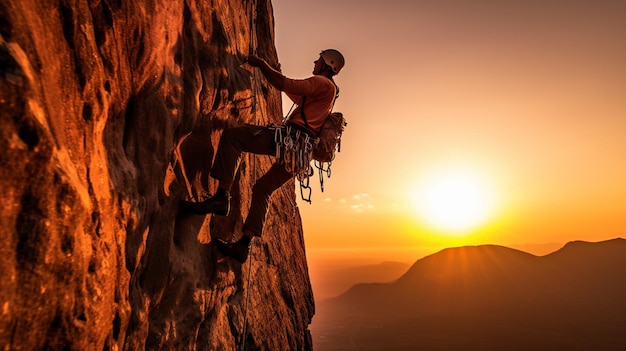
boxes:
[0,0,314,350]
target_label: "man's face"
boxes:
[313,56,325,75]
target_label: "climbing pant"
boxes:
[211,124,292,237]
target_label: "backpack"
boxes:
[312,112,346,163]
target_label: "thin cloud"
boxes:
[349,193,373,212]
[321,193,373,212]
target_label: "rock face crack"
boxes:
[0,1,314,350]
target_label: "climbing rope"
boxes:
[239,0,307,347]
[171,145,192,196]
[240,1,258,350]
[238,241,254,351]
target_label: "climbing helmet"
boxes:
[320,49,345,74]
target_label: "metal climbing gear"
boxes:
[271,124,316,203]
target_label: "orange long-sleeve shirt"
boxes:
[283,75,336,135]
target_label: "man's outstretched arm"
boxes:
[247,54,285,91]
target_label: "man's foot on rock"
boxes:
[180,189,230,216]
[215,236,251,263]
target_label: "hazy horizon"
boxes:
[306,237,617,302]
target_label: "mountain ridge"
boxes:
[314,238,626,351]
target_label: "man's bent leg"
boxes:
[181,125,275,216]
[211,125,275,191]
[215,161,291,263]
[243,163,293,237]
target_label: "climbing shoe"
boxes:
[215,237,251,263]
[180,189,230,216]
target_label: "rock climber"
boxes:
[181,49,345,263]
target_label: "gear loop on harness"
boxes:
[270,123,318,203]
[300,182,312,203]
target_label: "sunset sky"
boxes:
[271,0,626,263]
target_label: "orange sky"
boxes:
[271,0,626,263]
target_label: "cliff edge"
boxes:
[0,0,314,350]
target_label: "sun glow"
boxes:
[412,167,497,234]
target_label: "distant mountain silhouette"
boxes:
[311,261,411,299]
[314,239,626,351]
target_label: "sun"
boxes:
[411,168,496,233]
